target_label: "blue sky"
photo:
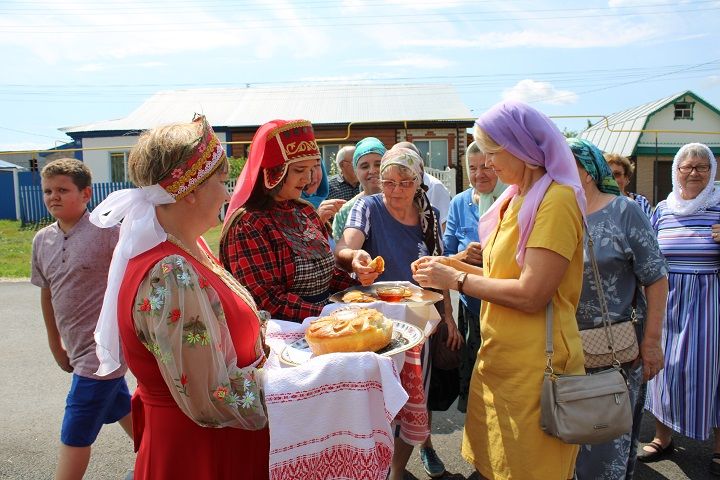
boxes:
[1,0,719,151]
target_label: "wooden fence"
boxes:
[19,181,134,226]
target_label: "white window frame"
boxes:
[673,101,693,120]
[414,139,449,170]
[109,151,130,182]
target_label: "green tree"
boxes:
[228,156,247,180]
[562,127,579,138]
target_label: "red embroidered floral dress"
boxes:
[118,241,269,480]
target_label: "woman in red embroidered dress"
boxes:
[90,116,269,480]
[220,119,356,322]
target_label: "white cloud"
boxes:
[77,61,166,72]
[299,73,397,83]
[400,22,662,49]
[374,55,454,69]
[703,75,720,87]
[341,0,468,12]
[0,0,331,64]
[502,79,579,105]
[607,0,687,6]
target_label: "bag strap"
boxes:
[545,302,555,374]
[545,232,622,373]
[586,233,621,368]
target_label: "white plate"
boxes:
[279,320,423,367]
[329,281,443,305]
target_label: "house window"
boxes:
[674,102,694,120]
[414,140,448,170]
[109,152,129,182]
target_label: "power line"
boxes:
[1,61,718,93]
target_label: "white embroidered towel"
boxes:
[263,320,408,480]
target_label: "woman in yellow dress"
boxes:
[412,101,586,480]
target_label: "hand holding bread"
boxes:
[351,250,381,286]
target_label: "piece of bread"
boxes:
[341,290,375,303]
[367,255,385,274]
[305,308,393,355]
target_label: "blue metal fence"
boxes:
[19,181,133,226]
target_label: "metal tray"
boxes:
[329,281,443,306]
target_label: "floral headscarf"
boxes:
[567,138,620,196]
[666,142,720,215]
[380,147,442,256]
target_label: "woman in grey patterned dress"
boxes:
[568,138,669,479]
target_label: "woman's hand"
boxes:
[352,249,380,286]
[412,256,461,291]
[463,242,483,266]
[444,317,463,350]
[640,337,664,382]
[712,223,720,243]
[317,199,346,224]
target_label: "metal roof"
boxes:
[61,84,474,134]
[579,91,692,157]
[0,159,26,170]
[578,90,720,157]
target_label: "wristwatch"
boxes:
[456,272,468,294]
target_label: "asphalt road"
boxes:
[0,281,715,479]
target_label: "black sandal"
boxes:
[637,440,674,463]
[710,453,720,476]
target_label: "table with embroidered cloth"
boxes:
[262,303,441,480]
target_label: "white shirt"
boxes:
[423,172,451,226]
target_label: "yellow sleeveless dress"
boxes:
[461,183,585,480]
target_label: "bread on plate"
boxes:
[305,307,393,355]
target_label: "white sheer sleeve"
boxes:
[132,254,267,429]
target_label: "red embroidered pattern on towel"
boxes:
[396,345,430,445]
[270,443,393,480]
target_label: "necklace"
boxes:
[166,234,260,317]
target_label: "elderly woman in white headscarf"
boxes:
[639,143,720,476]
[442,141,505,413]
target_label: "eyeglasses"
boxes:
[677,164,711,174]
[381,180,416,190]
[611,171,625,179]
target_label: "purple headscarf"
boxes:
[476,101,586,267]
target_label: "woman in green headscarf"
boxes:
[569,137,669,480]
[442,141,505,413]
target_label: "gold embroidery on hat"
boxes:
[285,140,319,157]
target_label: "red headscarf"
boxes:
[224,119,321,223]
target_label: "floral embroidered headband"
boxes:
[158,115,227,200]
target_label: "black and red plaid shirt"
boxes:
[220,201,356,322]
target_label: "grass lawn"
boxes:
[204,224,223,256]
[0,220,37,278]
[0,220,225,280]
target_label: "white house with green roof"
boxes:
[580,90,720,204]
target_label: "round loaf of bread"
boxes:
[305,308,393,355]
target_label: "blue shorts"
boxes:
[61,374,131,447]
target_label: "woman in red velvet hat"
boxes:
[220,119,356,321]
[89,116,270,480]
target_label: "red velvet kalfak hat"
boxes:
[224,119,320,221]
